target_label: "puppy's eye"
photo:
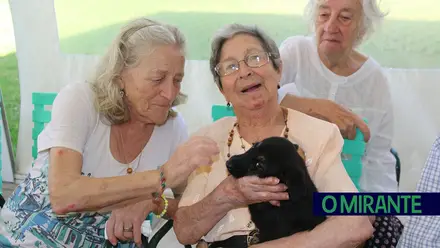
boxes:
[256,155,266,162]
[256,162,264,170]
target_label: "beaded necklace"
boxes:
[226,107,289,158]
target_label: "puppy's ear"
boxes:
[289,188,306,202]
[285,153,308,202]
[286,171,308,202]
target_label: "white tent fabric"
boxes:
[8,0,440,192]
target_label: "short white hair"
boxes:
[304,0,388,45]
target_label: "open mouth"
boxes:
[324,38,340,43]
[241,83,262,93]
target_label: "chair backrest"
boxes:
[32,92,58,160]
[340,129,365,190]
[211,104,366,190]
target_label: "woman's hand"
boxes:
[106,200,153,246]
[307,99,370,142]
[280,95,370,142]
[163,136,220,189]
[220,176,289,208]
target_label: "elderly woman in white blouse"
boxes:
[278,0,398,193]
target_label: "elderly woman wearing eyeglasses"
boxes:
[173,23,374,248]
[278,0,398,193]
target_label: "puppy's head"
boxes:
[226,137,306,182]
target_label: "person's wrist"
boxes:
[304,98,323,116]
[152,165,168,200]
[215,178,242,209]
[152,199,162,215]
[152,195,169,218]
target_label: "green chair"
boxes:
[340,128,365,190]
[211,105,366,190]
[31,92,58,160]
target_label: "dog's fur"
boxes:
[226,137,326,244]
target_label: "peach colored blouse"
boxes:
[178,108,357,243]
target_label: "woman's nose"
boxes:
[324,16,339,33]
[238,61,253,79]
[160,80,177,101]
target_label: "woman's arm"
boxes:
[49,135,219,215]
[173,183,236,244]
[251,216,373,248]
[48,147,162,215]
[174,176,288,245]
[280,94,371,142]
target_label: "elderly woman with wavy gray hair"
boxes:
[0,18,219,247]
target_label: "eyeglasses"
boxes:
[215,51,272,77]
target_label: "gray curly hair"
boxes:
[304,0,388,45]
[209,23,282,89]
[90,17,187,124]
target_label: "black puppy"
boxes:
[226,136,326,244]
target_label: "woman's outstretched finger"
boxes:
[254,183,288,193]
[106,217,117,246]
[132,221,142,245]
[257,192,289,202]
[244,176,280,185]
[350,112,371,142]
[114,221,125,241]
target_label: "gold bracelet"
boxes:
[154,194,168,219]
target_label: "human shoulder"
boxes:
[287,108,336,129]
[37,82,99,154]
[55,82,96,110]
[59,81,95,96]
[280,35,313,50]
[433,135,440,150]
[361,57,393,104]
[286,108,342,151]
[365,57,389,80]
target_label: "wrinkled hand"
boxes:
[308,99,370,142]
[106,200,153,246]
[221,176,289,208]
[163,136,220,189]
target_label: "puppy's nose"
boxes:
[226,160,233,170]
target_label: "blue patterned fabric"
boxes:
[397,136,440,248]
[0,154,136,248]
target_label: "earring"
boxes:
[119,89,125,97]
[277,84,280,89]
[227,102,231,108]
